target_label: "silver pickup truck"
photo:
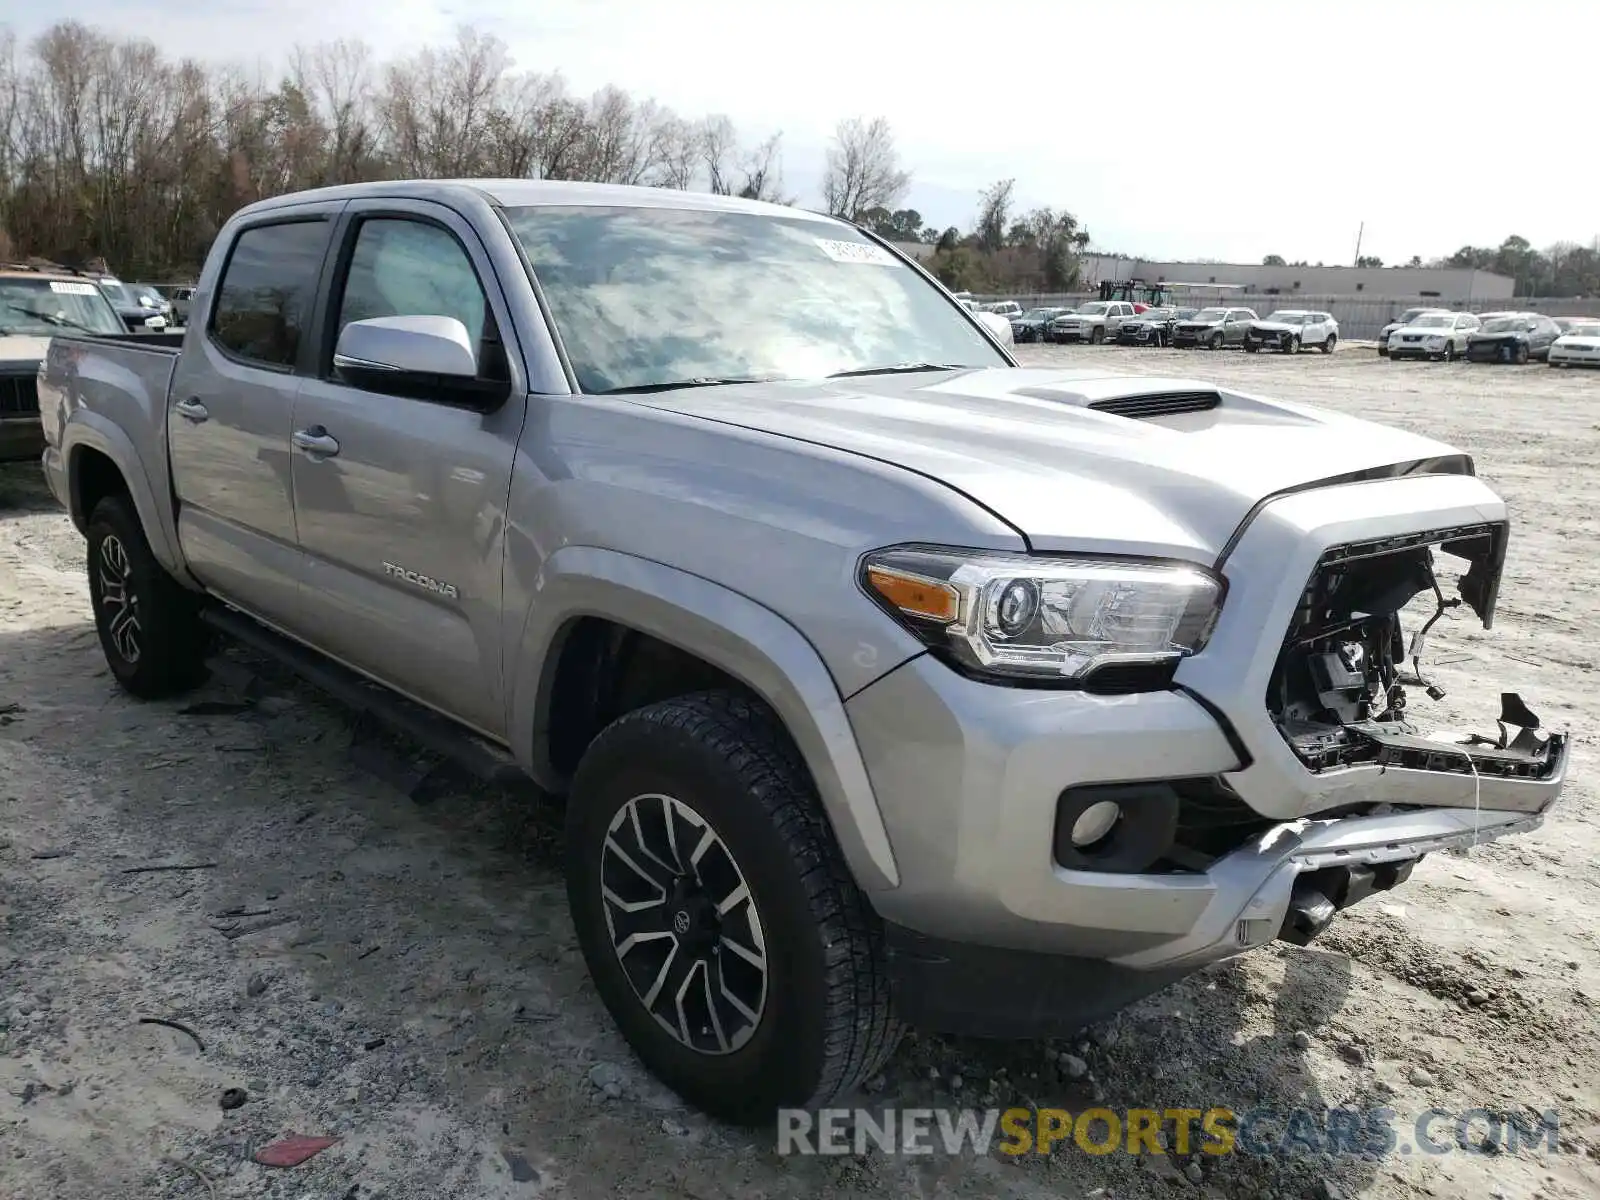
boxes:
[36,180,1568,1124]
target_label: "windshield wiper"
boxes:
[2,303,99,335]
[827,362,972,379]
[593,375,781,396]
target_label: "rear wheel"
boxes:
[565,692,901,1123]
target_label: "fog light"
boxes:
[1070,800,1121,847]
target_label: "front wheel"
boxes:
[86,495,207,698]
[1443,341,1456,362]
[1283,335,1301,355]
[1208,332,1223,351]
[1516,343,1530,365]
[1321,334,1337,355]
[1091,326,1105,345]
[1244,343,1260,353]
[565,692,901,1123]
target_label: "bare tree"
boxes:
[975,178,1014,254]
[820,116,909,222]
[699,114,738,195]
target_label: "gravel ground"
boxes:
[1,343,1597,1200]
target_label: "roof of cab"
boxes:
[235,178,840,224]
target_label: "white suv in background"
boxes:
[1386,311,1481,361]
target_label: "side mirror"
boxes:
[333,315,504,408]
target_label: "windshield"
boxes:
[133,286,163,305]
[0,277,125,335]
[1264,312,1307,324]
[97,281,133,305]
[504,206,1007,392]
[1075,302,1110,316]
[1192,308,1227,322]
[1562,322,1600,337]
[1481,317,1533,333]
[1411,315,1452,329]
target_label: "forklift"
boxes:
[1096,278,1173,309]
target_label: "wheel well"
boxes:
[70,446,129,530]
[543,618,758,778]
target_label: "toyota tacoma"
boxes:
[35,180,1568,1124]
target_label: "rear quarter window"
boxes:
[210,220,330,369]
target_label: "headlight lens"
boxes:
[861,547,1223,683]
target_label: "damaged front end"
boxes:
[1267,522,1565,790]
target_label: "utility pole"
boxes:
[1353,222,1364,267]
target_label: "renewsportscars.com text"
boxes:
[777,1105,1564,1159]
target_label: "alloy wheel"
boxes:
[600,792,768,1055]
[97,534,141,664]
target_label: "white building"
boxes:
[1079,255,1513,302]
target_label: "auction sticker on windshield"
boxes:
[814,238,895,265]
[49,281,100,296]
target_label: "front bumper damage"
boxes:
[846,471,1568,1035]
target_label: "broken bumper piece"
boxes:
[1109,802,1544,971]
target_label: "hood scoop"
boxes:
[1088,390,1222,420]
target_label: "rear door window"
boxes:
[209,220,330,369]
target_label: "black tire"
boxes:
[1243,343,1259,353]
[1208,332,1223,351]
[1443,341,1456,362]
[1515,343,1530,365]
[1283,335,1301,355]
[1321,333,1337,355]
[85,495,207,698]
[1091,326,1105,345]
[565,691,901,1124]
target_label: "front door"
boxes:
[167,212,339,628]
[289,201,527,739]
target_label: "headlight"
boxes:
[861,546,1223,685]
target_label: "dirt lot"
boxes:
[1,344,1597,1200]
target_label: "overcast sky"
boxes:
[14,0,1596,264]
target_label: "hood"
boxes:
[626,367,1468,562]
[1391,325,1449,337]
[1471,330,1526,341]
[1178,316,1224,327]
[1555,335,1600,348]
[1250,321,1300,333]
[0,334,50,367]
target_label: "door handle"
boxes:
[293,426,341,458]
[173,397,209,423]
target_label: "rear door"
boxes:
[288,199,528,738]
[168,210,339,627]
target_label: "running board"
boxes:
[200,605,526,786]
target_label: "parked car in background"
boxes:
[1244,310,1339,355]
[1171,306,1258,350]
[150,284,196,327]
[1377,307,1448,357]
[983,301,1022,320]
[1465,313,1561,364]
[1,265,126,462]
[1548,319,1600,368]
[1012,306,1072,343]
[1047,300,1137,344]
[36,177,1567,1122]
[131,284,176,327]
[94,277,168,332]
[1115,306,1195,347]
[1385,311,1481,361]
[954,295,1015,346]
[1552,316,1596,336]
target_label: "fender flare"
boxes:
[508,545,900,892]
[60,413,190,581]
